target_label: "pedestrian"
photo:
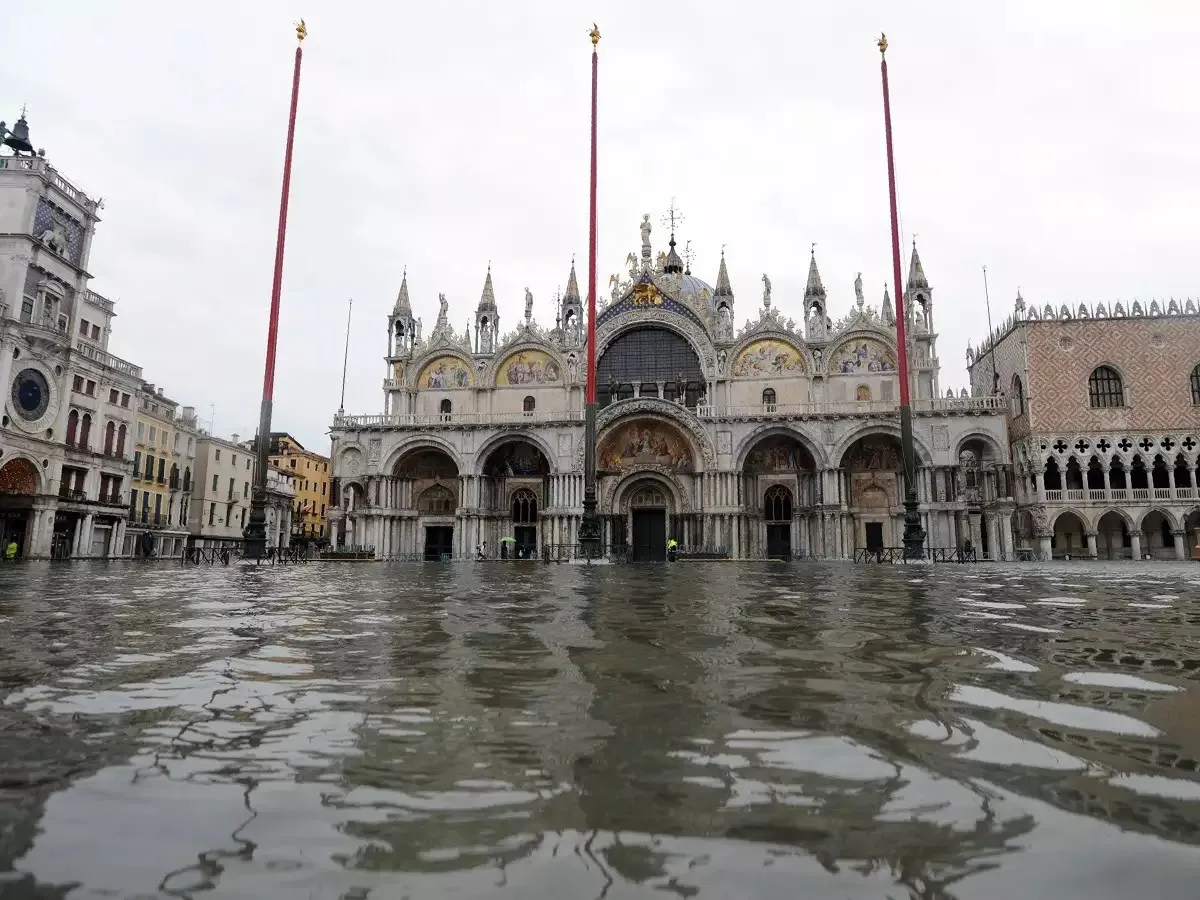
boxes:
[4,538,17,561]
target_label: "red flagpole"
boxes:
[878,32,926,558]
[579,24,603,558]
[879,34,909,406]
[585,29,599,405]
[246,20,307,559]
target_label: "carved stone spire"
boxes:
[714,248,733,299]
[560,257,583,347]
[477,266,497,313]
[563,260,580,302]
[882,284,895,325]
[804,248,826,302]
[394,268,411,312]
[907,240,930,292]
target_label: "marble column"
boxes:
[1130,531,1142,560]
[1085,531,1098,559]
[1172,530,1187,561]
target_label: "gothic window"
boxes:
[439,398,452,419]
[79,413,91,450]
[764,485,793,522]
[66,409,79,446]
[762,388,776,408]
[1087,365,1124,408]
[523,395,535,413]
[596,327,705,409]
[117,423,127,456]
[511,488,538,524]
[1190,364,1200,405]
[1011,374,1025,416]
[418,484,456,515]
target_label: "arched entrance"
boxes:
[1051,510,1087,558]
[741,431,819,558]
[840,434,907,552]
[394,447,460,560]
[625,479,670,561]
[1139,509,1177,560]
[481,439,551,559]
[1096,510,1133,560]
[0,457,40,557]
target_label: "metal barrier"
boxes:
[853,547,978,564]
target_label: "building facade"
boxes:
[267,432,330,543]
[188,434,254,549]
[126,383,200,558]
[0,112,141,558]
[967,294,1200,560]
[265,466,296,550]
[329,215,1009,561]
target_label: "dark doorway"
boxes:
[865,522,884,552]
[631,509,666,561]
[514,526,537,559]
[424,526,454,561]
[766,524,791,559]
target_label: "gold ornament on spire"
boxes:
[877,32,888,55]
[589,23,601,46]
[296,19,308,43]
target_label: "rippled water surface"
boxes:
[1,561,1199,899]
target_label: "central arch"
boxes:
[596,325,706,409]
[839,433,909,553]
[393,446,460,560]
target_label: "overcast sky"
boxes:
[4,2,1196,451]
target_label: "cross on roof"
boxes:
[661,198,684,234]
[682,240,695,271]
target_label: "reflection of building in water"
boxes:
[330,215,1009,560]
[968,292,1200,560]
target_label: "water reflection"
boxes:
[0,560,1198,898]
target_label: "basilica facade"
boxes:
[328,215,1009,561]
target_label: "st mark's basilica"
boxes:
[328,214,1009,561]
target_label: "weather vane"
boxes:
[661,198,684,235]
[877,32,887,55]
[296,19,307,43]
[589,23,600,46]
[682,240,695,272]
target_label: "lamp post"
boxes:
[244,20,307,560]
[878,33,926,560]
[578,23,604,560]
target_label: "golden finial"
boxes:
[296,19,307,43]
[877,32,888,55]
[589,23,601,46]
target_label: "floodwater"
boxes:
[1,562,1198,899]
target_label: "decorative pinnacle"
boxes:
[590,23,600,46]
[296,19,307,43]
[877,32,887,55]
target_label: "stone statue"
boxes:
[479,322,493,354]
[762,273,772,308]
[524,287,533,321]
[640,214,652,253]
[567,354,578,382]
[854,271,864,306]
[717,348,727,372]
[437,293,448,326]
[656,251,667,273]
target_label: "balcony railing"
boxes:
[332,395,1008,430]
[1042,485,1197,504]
[82,289,115,314]
[58,488,88,502]
[74,341,143,379]
[333,408,585,428]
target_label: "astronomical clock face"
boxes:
[11,368,50,422]
[8,366,57,433]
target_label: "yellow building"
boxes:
[268,432,330,543]
[127,383,200,557]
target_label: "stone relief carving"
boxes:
[367,439,382,464]
[716,431,732,455]
[604,467,693,515]
[557,433,572,457]
[932,425,950,451]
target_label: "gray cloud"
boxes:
[4,1,1196,449]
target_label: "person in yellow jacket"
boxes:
[4,539,17,560]
[666,538,678,561]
